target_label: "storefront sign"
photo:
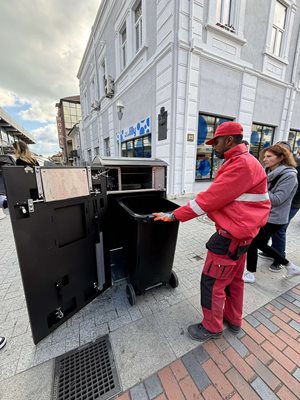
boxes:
[117,117,151,142]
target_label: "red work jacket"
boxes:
[174,144,271,240]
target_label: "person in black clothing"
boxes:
[13,140,39,167]
[259,142,300,272]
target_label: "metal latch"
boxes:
[28,199,34,213]
[55,307,64,319]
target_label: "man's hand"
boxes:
[152,212,176,222]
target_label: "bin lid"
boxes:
[92,156,168,167]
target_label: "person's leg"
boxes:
[223,253,246,328]
[271,207,299,258]
[198,251,237,333]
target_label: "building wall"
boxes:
[78,0,300,196]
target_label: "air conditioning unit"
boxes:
[91,100,101,111]
[104,75,115,98]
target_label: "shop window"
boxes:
[196,114,232,181]
[121,134,151,158]
[250,123,275,159]
[271,1,287,57]
[288,130,300,155]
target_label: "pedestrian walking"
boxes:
[244,144,300,283]
[259,142,300,272]
[153,121,271,341]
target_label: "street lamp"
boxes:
[116,100,124,157]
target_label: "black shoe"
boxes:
[258,252,273,260]
[2,200,8,209]
[187,323,222,342]
[223,318,241,333]
[0,337,7,350]
[269,262,283,273]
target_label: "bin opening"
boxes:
[117,195,179,218]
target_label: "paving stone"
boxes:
[251,377,279,400]
[258,307,273,318]
[252,311,279,333]
[289,320,300,332]
[192,345,209,365]
[281,293,297,303]
[270,299,285,310]
[287,291,300,302]
[293,368,300,382]
[130,383,149,400]
[182,352,211,391]
[223,330,249,358]
[144,374,163,399]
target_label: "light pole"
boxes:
[116,100,124,157]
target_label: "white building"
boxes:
[78,0,300,196]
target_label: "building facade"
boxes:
[56,96,82,164]
[78,0,300,196]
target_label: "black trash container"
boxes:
[117,195,180,305]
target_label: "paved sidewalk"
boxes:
[116,284,300,400]
[0,201,300,399]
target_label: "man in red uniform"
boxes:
[153,122,271,341]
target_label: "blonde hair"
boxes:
[13,140,37,165]
[260,144,297,168]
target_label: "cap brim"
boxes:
[205,138,215,145]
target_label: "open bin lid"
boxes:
[92,156,168,167]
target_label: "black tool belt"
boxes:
[206,229,251,260]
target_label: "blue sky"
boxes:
[0,0,100,156]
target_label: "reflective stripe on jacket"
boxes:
[174,144,271,239]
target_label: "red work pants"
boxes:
[200,250,246,333]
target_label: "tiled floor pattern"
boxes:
[117,284,300,400]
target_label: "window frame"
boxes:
[270,0,287,57]
[134,0,142,53]
[120,23,127,71]
[249,123,275,159]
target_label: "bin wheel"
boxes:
[126,284,136,306]
[169,271,179,288]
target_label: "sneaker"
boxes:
[223,318,241,333]
[0,337,7,350]
[269,262,283,273]
[285,262,300,278]
[258,252,273,261]
[187,323,222,342]
[243,271,256,283]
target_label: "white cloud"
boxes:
[30,124,60,156]
[19,100,57,123]
[0,89,29,108]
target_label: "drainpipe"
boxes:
[169,0,180,195]
[285,22,300,137]
[181,0,194,195]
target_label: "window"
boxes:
[134,1,142,53]
[99,60,106,98]
[250,123,275,159]
[288,130,300,155]
[120,24,127,70]
[121,134,151,158]
[216,0,235,32]
[271,1,287,57]
[196,114,232,181]
[94,146,99,156]
[104,138,110,156]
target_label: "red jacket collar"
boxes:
[224,144,248,160]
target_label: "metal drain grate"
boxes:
[52,335,121,400]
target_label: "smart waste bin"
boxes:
[117,195,179,305]
[92,157,180,305]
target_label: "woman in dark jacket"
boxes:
[13,140,39,167]
[244,144,300,283]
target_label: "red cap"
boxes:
[206,121,243,145]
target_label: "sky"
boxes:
[0,0,101,157]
